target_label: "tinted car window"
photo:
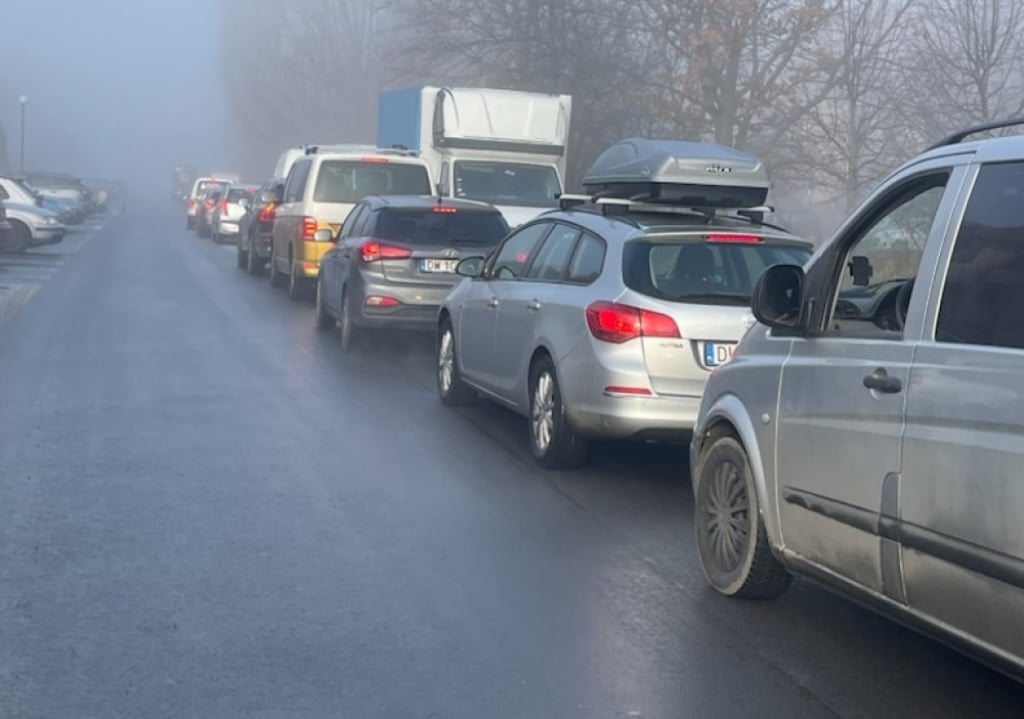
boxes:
[491,223,551,279]
[936,161,1024,349]
[313,161,431,203]
[623,240,811,304]
[526,225,579,280]
[284,161,311,203]
[567,233,606,284]
[227,187,256,203]
[375,208,507,247]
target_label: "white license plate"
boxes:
[421,259,457,273]
[704,342,737,368]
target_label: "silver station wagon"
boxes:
[691,118,1024,680]
[437,139,813,469]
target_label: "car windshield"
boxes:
[312,161,431,203]
[227,187,255,203]
[375,207,508,246]
[623,239,812,304]
[452,161,560,207]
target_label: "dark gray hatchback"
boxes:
[315,195,509,351]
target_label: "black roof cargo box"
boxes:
[581,138,770,208]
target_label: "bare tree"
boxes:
[902,0,1024,140]
[785,0,915,211]
[642,0,844,154]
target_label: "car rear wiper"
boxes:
[669,292,751,304]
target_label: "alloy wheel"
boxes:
[531,371,555,452]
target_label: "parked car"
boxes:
[195,184,226,238]
[437,139,812,468]
[269,147,434,300]
[24,172,97,214]
[0,199,11,248]
[316,196,508,348]
[0,176,83,225]
[690,118,1024,680]
[210,183,258,243]
[237,179,284,275]
[0,202,65,253]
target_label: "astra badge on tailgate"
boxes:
[705,164,733,174]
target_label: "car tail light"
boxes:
[585,301,681,343]
[301,216,318,240]
[204,199,215,210]
[361,240,412,262]
[365,296,401,307]
[705,233,763,244]
[433,206,458,214]
[219,200,228,213]
[604,385,653,396]
[362,156,389,163]
[259,202,277,222]
[188,199,196,210]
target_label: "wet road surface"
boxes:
[0,202,1021,717]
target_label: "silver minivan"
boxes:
[690,119,1024,679]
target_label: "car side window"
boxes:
[525,224,580,281]
[828,174,949,337]
[284,161,310,203]
[567,233,606,284]
[341,205,366,239]
[936,161,1024,349]
[490,222,552,280]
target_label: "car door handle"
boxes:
[488,298,499,308]
[863,368,902,394]
[527,299,542,311]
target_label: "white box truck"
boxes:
[377,86,572,227]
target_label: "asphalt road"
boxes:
[0,201,1020,718]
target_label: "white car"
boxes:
[210,184,258,244]
[0,202,65,253]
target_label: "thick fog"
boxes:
[2,0,229,188]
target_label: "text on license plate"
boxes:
[421,259,458,273]
[704,342,736,368]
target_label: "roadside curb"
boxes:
[0,284,38,328]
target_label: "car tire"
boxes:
[528,355,589,469]
[236,242,247,269]
[437,318,476,406]
[338,288,360,353]
[246,241,262,276]
[269,253,286,287]
[0,221,32,254]
[314,278,335,331]
[694,435,792,599]
[287,256,308,301]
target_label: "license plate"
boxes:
[704,342,736,368]
[421,259,458,273]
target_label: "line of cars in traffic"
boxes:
[0,171,107,253]
[185,101,1024,682]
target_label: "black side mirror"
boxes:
[752,264,806,332]
[456,256,486,278]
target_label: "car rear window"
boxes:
[313,161,431,203]
[374,208,508,246]
[227,187,255,202]
[623,239,811,304]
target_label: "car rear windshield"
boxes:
[453,161,560,208]
[313,161,431,203]
[227,187,255,202]
[374,208,508,246]
[623,239,811,304]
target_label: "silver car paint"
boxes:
[692,136,1024,675]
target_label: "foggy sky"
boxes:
[3,0,232,187]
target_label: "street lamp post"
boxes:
[18,96,27,174]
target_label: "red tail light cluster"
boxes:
[188,199,197,210]
[259,202,277,222]
[300,216,318,240]
[585,301,680,343]
[219,200,228,214]
[204,199,215,210]
[361,240,412,263]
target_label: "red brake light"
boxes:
[361,240,412,262]
[706,233,763,244]
[585,301,681,343]
[259,202,277,222]
[301,216,318,240]
[362,156,390,163]
[433,206,458,213]
[219,200,228,213]
[204,199,215,210]
[604,385,653,396]
[365,296,401,307]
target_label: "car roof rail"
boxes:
[927,116,1024,151]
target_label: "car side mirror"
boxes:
[752,264,806,332]
[456,256,485,278]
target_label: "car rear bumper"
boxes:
[351,276,449,330]
[566,392,701,440]
[216,220,240,235]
